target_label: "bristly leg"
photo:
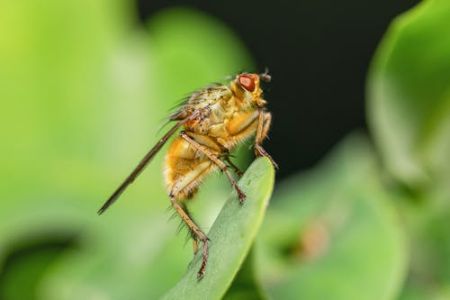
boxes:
[169,204,199,254]
[180,203,199,254]
[255,144,278,169]
[169,195,209,279]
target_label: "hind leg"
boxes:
[167,158,215,279]
[169,196,209,279]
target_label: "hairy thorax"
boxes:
[164,81,263,200]
[185,86,258,149]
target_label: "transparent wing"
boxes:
[168,82,225,121]
[98,119,185,215]
[98,83,231,215]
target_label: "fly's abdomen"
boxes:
[164,136,216,200]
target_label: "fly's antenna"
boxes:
[260,67,271,83]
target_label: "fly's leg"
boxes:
[180,132,246,203]
[255,111,278,169]
[168,155,213,278]
[255,144,277,169]
[180,203,199,255]
[169,195,209,279]
[224,156,244,177]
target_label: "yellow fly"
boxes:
[98,71,276,278]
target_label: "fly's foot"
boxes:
[233,183,246,204]
[255,144,279,169]
[197,236,210,280]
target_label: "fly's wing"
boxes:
[168,83,228,121]
[98,84,232,215]
[98,119,185,215]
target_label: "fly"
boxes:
[98,71,276,279]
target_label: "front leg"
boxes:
[255,111,278,169]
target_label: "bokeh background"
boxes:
[1,0,450,299]
[138,0,419,178]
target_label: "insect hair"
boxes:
[166,203,198,242]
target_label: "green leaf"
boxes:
[367,1,450,296]
[395,184,450,298]
[0,244,68,300]
[367,0,450,188]
[256,134,408,300]
[162,157,275,300]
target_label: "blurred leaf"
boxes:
[399,282,450,300]
[147,7,252,104]
[256,134,408,300]
[367,0,450,188]
[367,2,450,296]
[395,185,450,299]
[0,2,252,299]
[162,158,275,300]
[37,7,252,300]
[0,241,70,300]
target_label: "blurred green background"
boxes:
[1,0,450,299]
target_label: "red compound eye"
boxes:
[238,74,256,92]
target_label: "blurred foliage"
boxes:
[256,135,407,300]
[1,0,450,299]
[368,0,450,189]
[368,1,450,299]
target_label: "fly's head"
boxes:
[232,71,271,108]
